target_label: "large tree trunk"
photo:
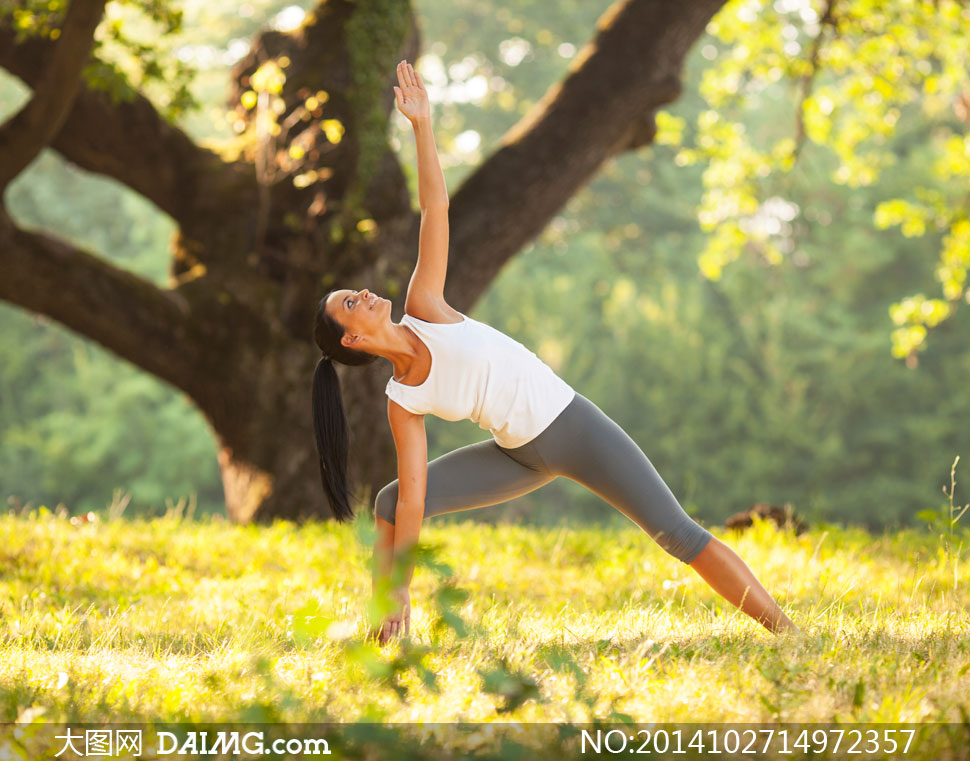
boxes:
[0,0,726,522]
[200,333,395,523]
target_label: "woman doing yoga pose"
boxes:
[312,61,799,644]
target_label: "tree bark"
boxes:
[0,0,726,523]
[0,210,200,391]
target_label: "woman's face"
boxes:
[325,288,391,349]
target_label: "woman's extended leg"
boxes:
[518,393,798,635]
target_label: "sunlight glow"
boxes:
[455,130,482,153]
[273,5,305,32]
[499,37,532,67]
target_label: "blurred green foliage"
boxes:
[0,0,967,528]
[678,0,970,360]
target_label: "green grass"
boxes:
[1,505,969,751]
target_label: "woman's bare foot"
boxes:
[689,536,800,635]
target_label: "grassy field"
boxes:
[1,503,969,757]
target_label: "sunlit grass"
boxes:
[1,506,968,727]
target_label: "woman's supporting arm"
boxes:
[371,514,409,643]
[374,398,428,642]
[388,402,427,589]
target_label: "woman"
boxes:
[312,60,799,644]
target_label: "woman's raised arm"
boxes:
[394,60,450,314]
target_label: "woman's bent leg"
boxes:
[374,439,554,525]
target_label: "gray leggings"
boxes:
[375,392,714,564]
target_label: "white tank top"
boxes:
[384,312,576,449]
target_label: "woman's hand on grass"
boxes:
[377,586,411,645]
[394,60,430,125]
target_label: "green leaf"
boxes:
[852,677,865,710]
[478,660,541,714]
[291,601,333,645]
[758,694,779,715]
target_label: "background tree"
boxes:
[0,0,727,522]
[2,0,966,530]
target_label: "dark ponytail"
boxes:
[312,290,378,522]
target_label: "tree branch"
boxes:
[793,0,838,162]
[0,23,253,225]
[0,0,107,192]
[444,0,728,310]
[0,209,204,396]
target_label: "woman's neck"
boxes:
[372,322,423,380]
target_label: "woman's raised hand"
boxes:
[394,60,430,124]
